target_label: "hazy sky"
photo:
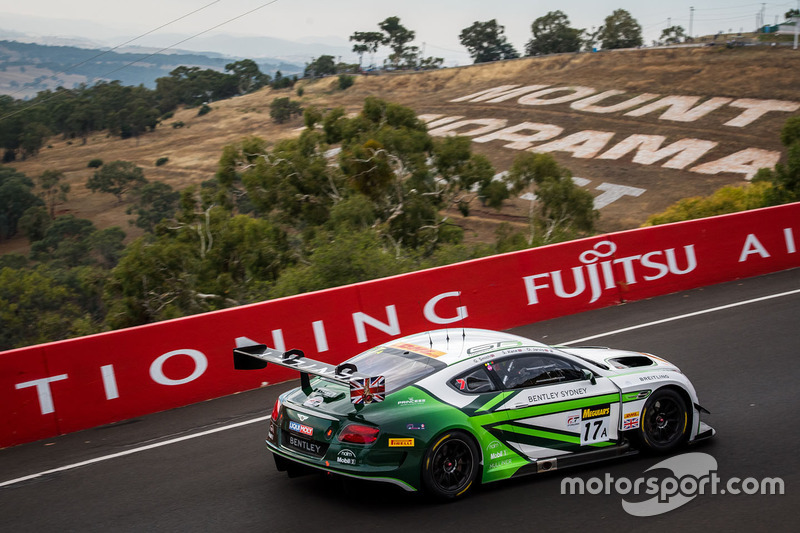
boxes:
[2,0,798,61]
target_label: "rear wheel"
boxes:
[421,430,480,501]
[273,453,309,477]
[637,388,689,453]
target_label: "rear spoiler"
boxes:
[233,344,384,404]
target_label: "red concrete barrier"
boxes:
[1,202,798,448]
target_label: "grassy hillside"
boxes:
[2,46,799,254]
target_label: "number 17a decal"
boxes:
[579,404,611,445]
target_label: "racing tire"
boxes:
[636,388,689,454]
[421,430,480,501]
[273,453,309,478]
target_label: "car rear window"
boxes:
[345,346,446,393]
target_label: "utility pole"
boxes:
[689,7,694,39]
[796,0,799,50]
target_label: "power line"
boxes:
[1,0,282,122]
[3,1,222,100]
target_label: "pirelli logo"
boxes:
[582,404,611,419]
[389,438,415,447]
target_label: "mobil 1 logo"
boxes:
[580,404,610,445]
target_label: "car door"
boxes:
[488,352,621,459]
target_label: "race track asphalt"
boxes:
[1,268,798,532]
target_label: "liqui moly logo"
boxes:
[523,240,697,305]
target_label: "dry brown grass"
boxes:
[2,46,799,254]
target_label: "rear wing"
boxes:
[233,344,385,404]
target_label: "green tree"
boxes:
[225,59,269,94]
[753,116,800,204]
[86,160,147,203]
[89,227,127,268]
[126,181,181,232]
[660,25,686,45]
[350,31,384,67]
[597,9,643,49]
[0,168,43,240]
[271,229,408,297]
[507,152,597,243]
[379,16,416,68]
[19,122,50,159]
[304,55,337,77]
[645,183,772,225]
[37,169,70,218]
[0,265,88,350]
[18,206,50,242]
[269,97,303,124]
[459,20,520,63]
[30,214,96,267]
[104,236,201,328]
[526,11,584,55]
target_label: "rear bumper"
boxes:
[266,439,418,491]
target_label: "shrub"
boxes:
[87,158,103,168]
[197,104,212,116]
[172,121,185,129]
[269,97,303,124]
[155,157,169,167]
[161,111,174,120]
[296,87,305,97]
[338,74,355,91]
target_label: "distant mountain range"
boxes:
[0,23,360,99]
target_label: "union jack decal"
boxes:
[350,376,385,404]
[623,417,639,430]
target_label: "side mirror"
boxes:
[582,369,597,385]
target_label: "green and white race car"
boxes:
[234,328,714,500]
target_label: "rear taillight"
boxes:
[271,397,282,421]
[338,424,379,444]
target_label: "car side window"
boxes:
[493,354,584,389]
[451,367,497,393]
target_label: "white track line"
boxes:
[3,287,800,489]
[560,288,800,345]
[0,416,270,489]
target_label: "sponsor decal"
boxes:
[467,341,523,355]
[639,374,671,382]
[489,458,513,471]
[288,435,322,455]
[397,397,426,406]
[528,387,587,403]
[580,406,611,445]
[582,405,611,419]
[303,396,323,408]
[336,449,357,466]
[523,240,698,306]
[567,414,581,427]
[297,414,309,422]
[391,342,447,358]
[389,438,415,447]
[350,376,385,404]
[623,417,640,430]
[289,420,314,436]
[406,423,426,430]
[623,410,641,429]
[487,440,502,451]
[490,450,508,460]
